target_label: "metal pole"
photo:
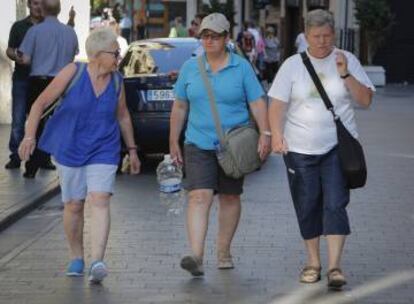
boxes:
[344,0,349,50]
[344,0,349,30]
[242,0,245,23]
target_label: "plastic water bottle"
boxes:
[156,154,185,216]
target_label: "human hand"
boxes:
[169,141,183,165]
[18,137,36,161]
[128,151,141,174]
[257,134,271,161]
[271,133,288,154]
[69,6,76,19]
[335,51,348,77]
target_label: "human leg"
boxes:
[88,192,111,261]
[6,78,28,168]
[180,144,220,275]
[24,77,53,178]
[320,148,350,287]
[56,163,88,276]
[186,189,214,259]
[64,201,85,259]
[283,152,324,282]
[217,194,241,269]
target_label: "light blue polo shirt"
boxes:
[174,52,264,150]
[19,16,78,77]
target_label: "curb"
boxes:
[0,178,60,232]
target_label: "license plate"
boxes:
[146,89,174,101]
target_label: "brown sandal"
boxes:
[300,266,321,283]
[217,251,234,269]
[327,268,347,289]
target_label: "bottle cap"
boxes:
[164,154,172,162]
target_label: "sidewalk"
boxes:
[0,125,59,231]
[0,85,413,304]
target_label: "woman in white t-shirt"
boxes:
[268,9,374,289]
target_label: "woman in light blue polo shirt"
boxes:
[169,13,271,276]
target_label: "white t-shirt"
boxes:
[117,36,129,58]
[295,33,308,53]
[268,48,375,155]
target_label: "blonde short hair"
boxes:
[85,28,118,58]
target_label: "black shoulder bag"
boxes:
[300,52,367,189]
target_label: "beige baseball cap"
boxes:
[198,13,230,34]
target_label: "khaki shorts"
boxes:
[183,144,244,195]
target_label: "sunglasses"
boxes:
[102,49,121,59]
[200,32,225,41]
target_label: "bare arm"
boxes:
[6,47,25,64]
[343,76,373,108]
[117,85,140,174]
[336,51,373,108]
[268,99,288,154]
[18,63,77,160]
[6,47,17,61]
[169,99,188,164]
[249,98,270,134]
[249,98,271,160]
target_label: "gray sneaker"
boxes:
[88,260,108,284]
[180,255,204,277]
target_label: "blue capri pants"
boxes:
[283,147,351,240]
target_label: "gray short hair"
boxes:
[305,9,335,32]
[85,28,118,58]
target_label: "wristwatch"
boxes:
[261,130,272,137]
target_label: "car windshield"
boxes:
[121,40,199,77]
[150,43,196,73]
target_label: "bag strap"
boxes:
[300,52,338,120]
[197,56,226,145]
[41,62,86,119]
[113,71,121,97]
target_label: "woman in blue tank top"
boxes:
[18,28,140,284]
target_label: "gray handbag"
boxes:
[197,56,261,179]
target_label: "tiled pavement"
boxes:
[0,125,59,231]
[0,85,413,304]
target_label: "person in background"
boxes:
[264,25,281,84]
[241,30,256,65]
[18,0,79,178]
[295,31,308,53]
[67,5,76,28]
[112,2,122,23]
[19,28,140,284]
[170,13,270,277]
[120,10,132,43]
[4,0,42,170]
[247,21,260,48]
[268,9,374,289]
[108,18,128,58]
[168,16,188,38]
[255,27,266,80]
[135,16,146,40]
[188,19,200,37]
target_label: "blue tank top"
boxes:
[39,63,122,167]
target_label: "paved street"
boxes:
[0,85,413,304]
[0,126,59,231]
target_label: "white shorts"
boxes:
[56,162,118,203]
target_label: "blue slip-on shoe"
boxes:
[66,258,84,277]
[88,260,108,284]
